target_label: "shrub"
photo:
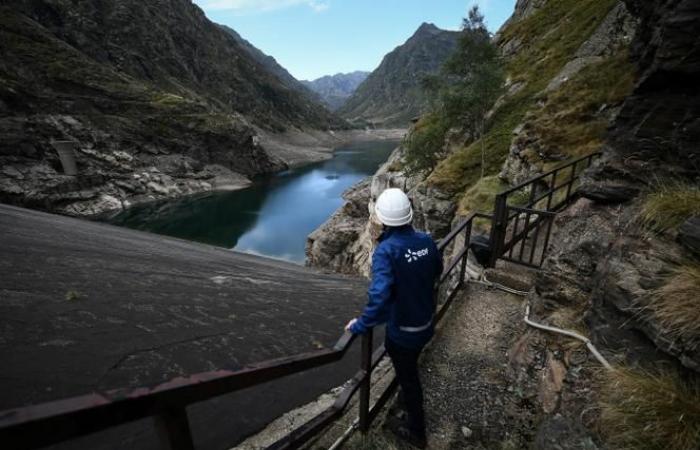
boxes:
[599,366,700,450]
[403,113,450,176]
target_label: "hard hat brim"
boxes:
[375,206,413,227]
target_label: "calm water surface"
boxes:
[102,140,397,263]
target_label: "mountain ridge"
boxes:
[0,0,348,216]
[339,22,460,127]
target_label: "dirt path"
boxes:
[338,269,540,450]
[419,283,535,449]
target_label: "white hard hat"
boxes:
[375,188,413,227]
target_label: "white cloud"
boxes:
[194,0,330,14]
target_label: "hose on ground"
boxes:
[470,272,614,371]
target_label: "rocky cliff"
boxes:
[302,71,370,111]
[0,0,346,216]
[338,23,460,128]
[509,1,700,446]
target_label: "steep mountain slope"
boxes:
[0,0,346,215]
[338,23,459,127]
[302,71,369,111]
[220,24,320,101]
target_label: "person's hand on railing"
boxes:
[345,318,358,332]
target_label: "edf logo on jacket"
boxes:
[350,225,443,349]
[405,248,429,263]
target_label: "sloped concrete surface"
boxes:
[0,204,368,449]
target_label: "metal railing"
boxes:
[488,152,601,268]
[0,212,489,450]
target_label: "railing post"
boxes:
[458,219,472,285]
[488,193,508,268]
[154,407,195,450]
[546,170,557,211]
[565,161,577,201]
[359,329,373,433]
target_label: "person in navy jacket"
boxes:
[345,188,442,449]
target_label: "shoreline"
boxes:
[259,127,406,168]
[105,128,405,217]
[0,128,405,218]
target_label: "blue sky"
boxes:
[193,0,517,81]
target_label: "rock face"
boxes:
[339,23,459,127]
[499,1,638,186]
[302,72,370,111]
[526,0,700,387]
[609,0,700,172]
[0,0,346,216]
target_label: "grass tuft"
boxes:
[644,260,700,345]
[457,175,509,215]
[457,175,511,232]
[640,183,700,233]
[527,50,636,166]
[599,366,700,450]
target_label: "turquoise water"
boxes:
[101,140,397,263]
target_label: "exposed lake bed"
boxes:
[99,139,399,263]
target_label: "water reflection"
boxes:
[101,140,397,263]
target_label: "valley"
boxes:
[1,0,699,449]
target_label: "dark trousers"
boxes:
[386,338,426,437]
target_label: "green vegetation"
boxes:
[599,366,700,450]
[404,7,504,176]
[645,260,700,344]
[458,175,509,213]
[428,99,528,197]
[640,183,700,232]
[527,50,636,171]
[429,0,620,202]
[403,113,451,176]
[457,175,510,231]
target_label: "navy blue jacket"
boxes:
[350,225,443,349]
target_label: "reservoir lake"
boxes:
[101,140,397,263]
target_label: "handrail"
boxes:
[497,151,601,197]
[488,151,601,267]
[0,333,358,450]
[0,211,482,450]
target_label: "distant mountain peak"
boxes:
[413,22,443,38]
[302,71,370,111]
[417,22,439,32]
